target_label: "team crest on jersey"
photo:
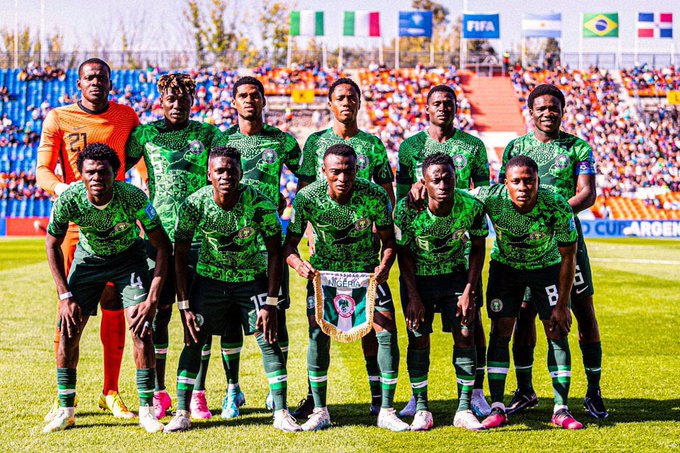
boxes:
[452,154,467,170]
[554,154,571,170]
[113,222,131,234]
[262,149,278,164]
[238,227,255,239]
[529,231,546,241]
[452,228,466,241]
[355,218,371,231]
[357,155,369,170]
[188,140,204,155]
[333,294,356,318]
[490,298,503,312]
[145,203,157,220]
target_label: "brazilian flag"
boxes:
[313,271,377,343]
[583,13,619,38]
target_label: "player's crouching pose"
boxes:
[283,144,409,432]
[44,144,171,433]
[163,146,300,433]
[394,153,488,431]
[473,156,583,430]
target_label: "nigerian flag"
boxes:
[313,271,377,343]
[290,10,325,36]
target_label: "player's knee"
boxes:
[491,318,515,337]
[408,335,430,349]
[373,311,396,332]
[153,306,172,330]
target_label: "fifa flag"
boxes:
[583,13,619,38]
[398,11,433,37]
[462,13,500,39]
[313,271,377,343]
[637,13,673,38]
[522,13,561,38]
[344,11,380,37]
[290,10,324,36]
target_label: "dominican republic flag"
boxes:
[290,10,324,36]
[343,11,380,37]
[522,13,561,38]
[313,271,377,343]
[637,13,673,38]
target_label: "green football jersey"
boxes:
[48,181,161,257]
[298,128,393,185]
[287,178,393,272]
[501,131,596,200]
[394,189,488,276]
[473,184,577,270]
[175,184,281,283]
[396,129,490,200]
[126,120,218,241]
[212,124,301,204]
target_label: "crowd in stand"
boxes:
[620,64,679,96]
[1,63,678,217]
[510,65,679,199]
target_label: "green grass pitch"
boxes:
[0,237,679,451]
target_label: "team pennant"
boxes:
[313,271,377,343]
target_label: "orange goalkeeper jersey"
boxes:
[36,101,140,194]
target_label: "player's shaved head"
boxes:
[233,76,265,98]
[422,152,455,175]
[328,78,361,101]
[210,146,241,166]
[78,58,111,77]
[426,84,457,104]
[77,143,120,175]
[506,155,538,175]
[323,143,357,163]
[527,83,565,110]
[157,73,196,97]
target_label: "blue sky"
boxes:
[0,0,676,55]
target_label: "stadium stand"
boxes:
[0,65,678,220]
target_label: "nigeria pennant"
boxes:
[313,271,377,343]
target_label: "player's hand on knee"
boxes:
[405,299,425,331]
[549,305,572,335]
[129,300,156,338]
[180,310,201,346]
[374,264,390,285]
[407,182,427,211]
[257,306,278,344]
[59,298,81,338]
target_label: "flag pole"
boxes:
[578,13,583,70]
[379,37,384,65]
[521,37,526,68]
[430,39,434,66]
[617,34,622,69]
[287,35,292,67]
[339,34,344,70]
[395,17,400,69]
[322,38,328,69]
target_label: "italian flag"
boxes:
[343,11,381,37]
[290,10,324,36]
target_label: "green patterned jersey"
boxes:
[126,120,219,241]
[396,129,490,200]
[501,131,596,200]
[287,178,393,272]
[48,182,161,257]
[212,124,301,204]
[175,184,281,283]
[298,128,393,184]
[473,184,577,270]
[394,189,488,276]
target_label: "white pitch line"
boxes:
[591,258,680,265]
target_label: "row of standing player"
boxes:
[37,57,606,433]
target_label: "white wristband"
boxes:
[177,300,190,310]
[59,292,73,301]
[266,296,278,306]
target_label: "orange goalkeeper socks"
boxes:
[101,308,126,394]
